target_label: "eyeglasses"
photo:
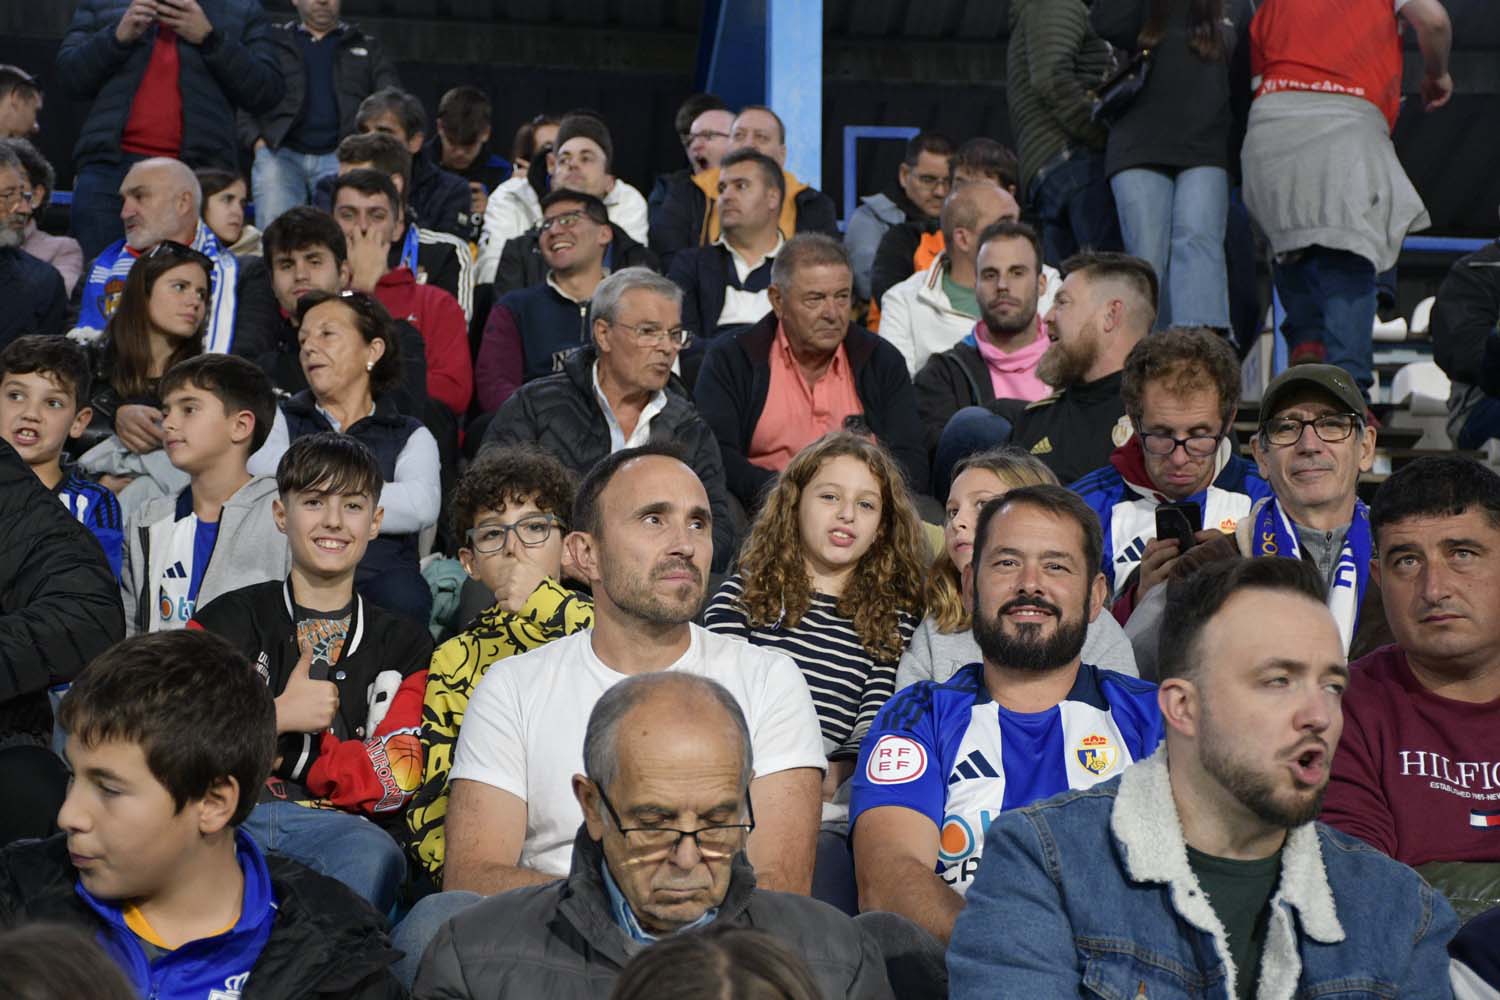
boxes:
[464,514,562,554]
[909,172,950,191]
[0,187,33,208]
[147,240,213,268]
[688,129,731,145]
[1138,430,1222,458]
[540,210,600,232]
[1261,413,1361,447]
[596,785,755,862]
[609,321,692,350]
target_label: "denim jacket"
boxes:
[949,748,1458,999]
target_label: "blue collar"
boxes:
[600,858,717,943]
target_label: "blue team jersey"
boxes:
[850,661,1163,894]
[55,470,123,579]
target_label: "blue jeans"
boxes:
[71,157,147,261]
[242,800,406,915]
[1027,149,1123,269]
[252,146,339,230]
[934,407,1014,497]
[1110,166,1230,330]
[1273,246,1377,399]
[391,890,482,988]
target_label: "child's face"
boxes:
[458,498,564,595]
[160,386,253,475]
[58,735,215,903]
[0,371,88,467]
[274,485,383,579]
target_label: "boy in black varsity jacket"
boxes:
[190,432,432,915]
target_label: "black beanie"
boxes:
[553,113,614,170]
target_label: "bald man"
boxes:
[413,671,892,998]
[880,182,1029,377]
[73,157,277,368]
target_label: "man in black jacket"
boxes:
[57,0,284,259]
[1432,237,1500,450]
[355,88,472,242]
[481,268,737,570]
[695,234,929,512]
[241,0,401,230]
[0,629,403,997]
[0,147,66,349]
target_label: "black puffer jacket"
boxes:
[481,345,737,571]
[0,834,406,1000]
[57,0,284,170]
[238,20,401,152]
[914,339,996,458]
[0,440,124,745]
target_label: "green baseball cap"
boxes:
[1258,364,1365,426]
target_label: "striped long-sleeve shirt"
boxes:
[704,574,918,759]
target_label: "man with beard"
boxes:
[915,220,1053,478]
[849,484,1161,956]
[438,443,824,898]
[0,145,65,348]
[880,181,1022,378]
[933,251,1153,486]
[950,557,1458,999]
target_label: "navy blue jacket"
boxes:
[0,247,66,349]
[57,0,284,170]
[694,313,931,509]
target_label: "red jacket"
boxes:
[374,266,473,417]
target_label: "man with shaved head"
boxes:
[880,181,1045,378]
[414,670,892,998]
[72,157,277,383]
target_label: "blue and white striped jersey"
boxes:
[850,660,1162,894]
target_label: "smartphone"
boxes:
[1155,500,1201,553]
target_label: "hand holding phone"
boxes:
[1154,500,1201,554]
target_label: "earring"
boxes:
[366,361,374,372]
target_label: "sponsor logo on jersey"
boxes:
[947,749,999,785]
[1470,809,1500,829]
[865,734,927,784]
[1076,734,1118,776]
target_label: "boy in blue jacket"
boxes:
[0,628,404,999]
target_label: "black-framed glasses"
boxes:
[1261,413,1362,447]
[595,785,755,862]
[610,320,692,349]
[540,210,603,232]
[147,240,213,269]
[688,129,731,145]
[1138,429,1222,458]
[909,172,950,190]
[464,514,562,554]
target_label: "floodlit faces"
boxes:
[976,235,1043,339]
[202,179,247,248]
[298,297,385,403]
[0,370,89,471]
[798,454,882,587]
[275,482,383,580]
[160,382,254,476]
[1136,382,1224,502]
[552,137,612,199]
[146,261,209,340]
[768,263,852,362]
[269,243,349,316]
[730,108,786,166]
[458,497,565,597]
[687,109,734,174]
[1252,390,1374,526]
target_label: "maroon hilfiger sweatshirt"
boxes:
[1322,644,1500,866]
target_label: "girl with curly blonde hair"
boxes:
[704,433,928,829]
[895,446,1138,692]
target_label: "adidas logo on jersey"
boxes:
[1030,437,1053,456]
[163,560,189,580]
[1116,535,1148,566]
[948,749,1000,785]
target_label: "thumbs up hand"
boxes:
[273,640,340,735]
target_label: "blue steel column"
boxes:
[766,0,823,188]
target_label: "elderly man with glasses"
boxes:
[412,670,888,998]
[480,267,739,571]
[1071,326,1274,625]
[0,143,65,347]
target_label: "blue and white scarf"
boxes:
[73,221,241,355]
[1253,498,1372,652]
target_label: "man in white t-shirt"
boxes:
[443,443,825,897]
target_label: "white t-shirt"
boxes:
[449,624,827,877]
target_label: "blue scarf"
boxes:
[1253,498,1371,652]
[399,223,420,276]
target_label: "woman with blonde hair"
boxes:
[705,432,928,909]
[897,446,1137,690]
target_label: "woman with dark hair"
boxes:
[611,926,826,1000]
[87,241,210,456]
[250,290,441,623]
[1091,0,1252,331]
[196,166,260,257]
[508,113,560,178]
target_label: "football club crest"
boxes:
[1112,415,1134,447]
[1076,734,1118,776]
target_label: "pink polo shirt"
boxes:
[972,322,1051,402]
[747,323,864,473]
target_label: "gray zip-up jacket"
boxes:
[121,475,290,636]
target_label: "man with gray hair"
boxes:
[71,156,277,359]
[413,670,888,998]
[481,267,738,569]
[0,143,66,348]
[695,232,929,511]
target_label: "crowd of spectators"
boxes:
[0,0,1496,998]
